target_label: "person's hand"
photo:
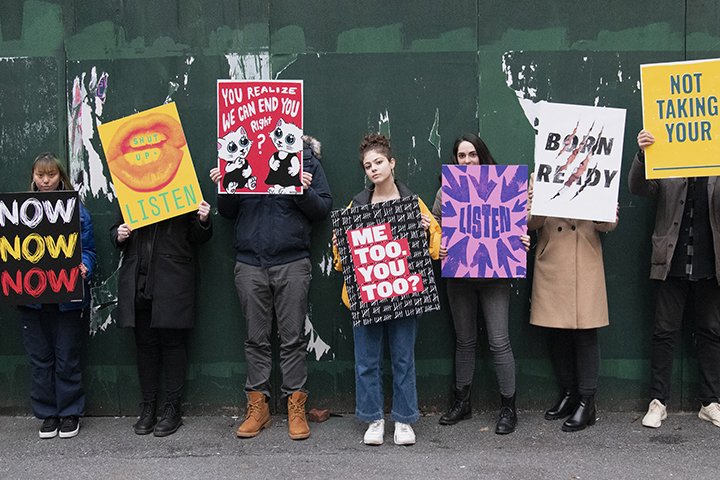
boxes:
[197,200,211,223]
[615,203,620,223]
[332,232,338,249]
[638,130,655,151]
[439,245,448,259]
[209,167,222,185]
[421,214,431,231]
[301,171,313,190]
[520,234,531,252]
[79,263,88,279]
[117,223,132,243]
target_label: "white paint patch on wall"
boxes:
[501,51,543,128]
[68,67,115,202]
[318,249,333,277]
[378,110,391,137]
[428,108,441,159]
[225,53,271,80]
[304,314,331,361]
[0,56,28,61]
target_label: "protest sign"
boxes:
[98,102,203,229]
[531,101,625,223]
[441,164,528,278]
[331,196,440,326]
[217,80,303,195]
[0,191,83,304]
[641,58,720,179]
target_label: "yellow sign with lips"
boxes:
[641,58,720,179]
[98,102,203,229]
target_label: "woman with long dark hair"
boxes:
[432,134,521,434]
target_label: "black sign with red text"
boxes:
[0,191,83,304]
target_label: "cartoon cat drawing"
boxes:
[217,126,256,193]
[265,118,302,193]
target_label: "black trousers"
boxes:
[546,328,599,397]
[133,297,188,404]
[650,278,720,405]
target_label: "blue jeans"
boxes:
[353,316,419,424]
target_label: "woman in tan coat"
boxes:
[528,177,617,431]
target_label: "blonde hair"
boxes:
[30,152,73,191]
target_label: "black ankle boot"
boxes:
[439,385,472,425]
[561,395,596,432]
[133,401,156,435]
[495,394,517,435]
[154,401,183,437]
[544,388,579,420]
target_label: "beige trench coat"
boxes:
[528,215,617,329]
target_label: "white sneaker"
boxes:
[363,419,384,445]
[393,422,416,446]
[698,402,720,427]
[641,399,667,428]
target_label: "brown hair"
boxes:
[30,152,73,191]
[359,133,392,165]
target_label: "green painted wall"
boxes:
[1,0,718,415]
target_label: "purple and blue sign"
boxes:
[441,164,528,278]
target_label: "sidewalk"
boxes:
[0,410,717,480]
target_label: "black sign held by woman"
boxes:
[0,191,83,304]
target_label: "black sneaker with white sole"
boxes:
[59,416,80,438]
[39,416,60,439]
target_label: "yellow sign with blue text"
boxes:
[641,58,720,179]
[98,102,203,228]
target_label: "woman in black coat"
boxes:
[111,201,212,437]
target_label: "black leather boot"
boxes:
[561,395,596,432]
[544,388,579,420]
[439,385,472,425]
[495,394,517,435]
[154,401,183,437]
[133,401,156,435]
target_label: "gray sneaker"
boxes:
[641,399,667,428]
[698,402,720,427]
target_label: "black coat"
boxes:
[111,208,213,329]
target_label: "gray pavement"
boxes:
[0,410,718,480]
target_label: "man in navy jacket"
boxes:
[211,136,332,440]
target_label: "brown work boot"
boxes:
[287,391,310,440]
[236,391,270,438]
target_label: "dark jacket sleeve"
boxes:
[628,151,659,197]
[187,213,213,244]
[110,203,125,249]
[293,160,333,222]
[216,193,242,219]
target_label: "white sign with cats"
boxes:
[217,80,304,194]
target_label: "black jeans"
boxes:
[133,297,188,404]
[650,278,720,405]
[546,328,599,397]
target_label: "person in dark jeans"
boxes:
[431,134,528,435]
[20,152,96,439]
[112,201,212,437]
[629,129,720,429]
[210,136,332,440]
